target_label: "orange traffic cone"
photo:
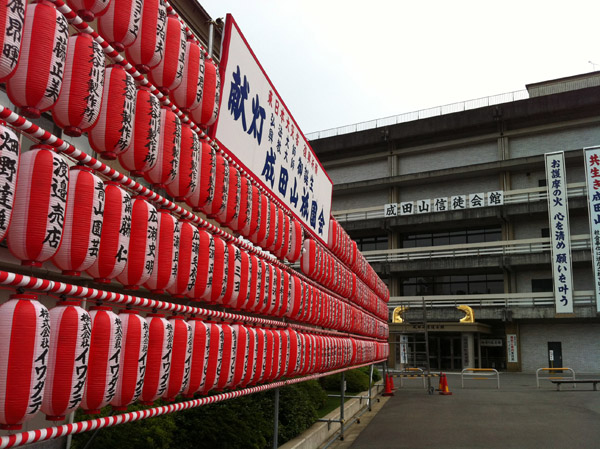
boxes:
[438,372,444,391]
[439,373,453,395]
[383,374,394,396]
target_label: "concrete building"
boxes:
[309,72,600,373]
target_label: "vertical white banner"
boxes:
[584,147,600,312]
[507,334,518,363]
[545,152,574,314]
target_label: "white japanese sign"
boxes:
[545,152,573,314]
[507,334,518,363]
[211,15,333,244]
[385,191,503,218]
[584,147,600,313]
[384,203,398,217]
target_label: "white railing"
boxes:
[387,290,595,308]
[361,234,589,264]
[332,183,587,223]
[306,90,529,140]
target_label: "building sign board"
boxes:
[212,15,333,244]
[385,191,503,218]
[507,334,518,363]
[545,152,574,314]
[584,147,600,313]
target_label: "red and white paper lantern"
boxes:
[202,151,228,217]
[88,65,136,160]
[190,58,220,128]
[219,164,240,225]
[41,299,91,421]
[6,1,68,119]
[171,38,204,113]
[148,12,185,96]
[0,124,20,242]
[230,323,249,389]
[0,0,26,83]
[116,196,158,289]
[96,0,142,53]
[52,166,104,276]
[187,228,213,301]
[81,306,122,414]
[124,0,166,74]
[66,0,110,21]
[241,326,257,387]
[164,316,192,401]
[185,139,215,211]
[182,318,209,398]
[86,181,132,283]
[144,209,179,293]
[167,220,199,297]
[216,324,237,390]
[166,122,200,200]
[286,218,304,263]
[0,294,49,430]
[118,86,160,177]
[140,313,173,404]
[200,322,222,394]
[208,235,228,304]
[8,146,69,266]
[110,309,148,410]
[143,107,180,189]
[232,174,251,233]
[52,33,105,137]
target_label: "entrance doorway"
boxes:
[430,335,462,371]
[547,342,563,369]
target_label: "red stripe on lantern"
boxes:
[124,0,166,74]
[181,318,209,398]
[190,58,220,127]
[140,313,173,405]
[201,322,222,394]
[97,0,142,52]
[164,316,192,401]
[171,39,203,113]
[148,13,185,96]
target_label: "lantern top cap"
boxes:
[9,293,38,301]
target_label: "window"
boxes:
[402,226,501,248]
[401,274,504,295]
[538,179,547,187]
[541,228,550,238]
[355,236,388,252]
[532,279,553,292]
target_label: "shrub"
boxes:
[320,368,371,393]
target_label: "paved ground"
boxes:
[329,373,600,449]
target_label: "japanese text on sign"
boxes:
[584,147,600,313]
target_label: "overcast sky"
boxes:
[200,0,600,135]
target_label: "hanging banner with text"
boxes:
[545,152,574,314]
[583,147,600,313]
[211,15,333,244]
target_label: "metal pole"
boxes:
[273,388,279,449]
[368,364,374,411]
[208,22,214,59]
[340,372,345,441]
[422,297,432,393]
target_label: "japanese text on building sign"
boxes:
[545,152,573,314]
[384,191,503,217]
[584,147,600,313]
[210,15,332,244]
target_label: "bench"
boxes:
[551,379,600,391]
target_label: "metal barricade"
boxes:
[398,368,426,388]
[461,368,500,389]
[536,367,576,388]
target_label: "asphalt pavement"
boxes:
[333,372,600,449]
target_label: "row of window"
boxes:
[401,274,505,296]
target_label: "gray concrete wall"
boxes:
[515,267,593,292]
[520,323,600,373]
[327,158,389,184]
[509,125,600,158]
[333,190,389,210]
[398,142,497,176]
[398,176,501,202]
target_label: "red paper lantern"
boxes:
[144,209,178,293]
[240,326,257,387]
[219,164,240,225]
[52,166,104,276]
[88,65,136,160]
[185,139,215,211]
[231,323,249,389]
[201,322,222,394]
[66,0,110,21]
[166,122,200,201]
[285,329,300,378]
[8,146,68,266]
[262,201,277,250]
[263,329,276,382]
[242,184,261,238]
[171,39,204,113]
[143,107,180,189]
[164,316,192,401]
[0,294,49,430]
[96,0,142,52]
[148,13,185,96]
[232,174,251,233]
[250,192,268,246]
[208,235,228,304]
[202,151,228,217]
[0,0,26,83]
[51,33,104,137]
[167,220,199,297]
[140,313,173,405]
[6,1,68,119]
[85,181,132,283]
[286,218,304,262]
[187,228,213,301]
[110,309,148,411]
[0,124,20,242]
[42,299,90,421]
[182,318,209,397]
[190,57,220,127]
[216,324,236,391]
[248,326,265,386]
[116,196,158,289]
[231,248,250,310]
[220,243,241,308]
[118,86,160,177]
[124,0,166,74]
[81,306,122,414]
[273,210,289,259]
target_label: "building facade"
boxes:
[310,72,600,373]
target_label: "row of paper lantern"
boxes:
[0,293,388,430]
[327,218,389,302]
[301,238,388,320]
[1,0,219,132]
[0,140,387,337]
